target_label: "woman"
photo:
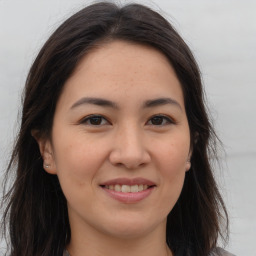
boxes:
[1,2,234,256]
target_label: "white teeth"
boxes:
[121,185,131,193]
[143,185,148,190]
[115,184,121,192]
[105,184,150,192]
[131,185,139,192]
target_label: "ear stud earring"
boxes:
[44,164,50,168]
[186,159,191,171]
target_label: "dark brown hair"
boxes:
[1,2,228,256]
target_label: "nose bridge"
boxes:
[109,122,150,168]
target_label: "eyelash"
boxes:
[147,115,175,126]
[80,115,110,126]
[79,114,175,126]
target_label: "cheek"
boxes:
[156,149,187,216]
[52,135,107,209]
[160,146,187,194]
[52,131,107,186]
[155,135,190,176]
[152,133,189,208]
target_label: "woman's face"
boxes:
[41,40,191,239]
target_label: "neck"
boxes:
[66,219,173,256]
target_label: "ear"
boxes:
[185,151,192,172]
[185,160,191,172]
[31,130,57,174]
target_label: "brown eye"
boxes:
[89,116,103,125]
[151,116,164,125]
[147,115,173,126]
[81,115,109,126]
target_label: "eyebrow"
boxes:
[71,97,118,109]
[70,97,182,110]
[143,98,182,110]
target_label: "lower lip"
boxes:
[101,186,155,203]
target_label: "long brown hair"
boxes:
[1,2,228,256]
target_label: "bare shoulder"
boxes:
[210,247,236,256]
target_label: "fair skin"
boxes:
[37,40,191,256]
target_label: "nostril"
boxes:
[109,146,151,169]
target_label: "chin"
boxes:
[99,214,165,239]
[104,225,151,239]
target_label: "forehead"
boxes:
[73,40,174,79]
[58,40,185,110]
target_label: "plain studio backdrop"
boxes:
[0,0,255,255]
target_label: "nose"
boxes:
[109,125,151,169]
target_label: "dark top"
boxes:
[63,247,236,255]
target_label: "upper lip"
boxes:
[100,177,156,186]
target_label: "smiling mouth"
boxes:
[101,184,155,193]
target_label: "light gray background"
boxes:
[0,0,255,255]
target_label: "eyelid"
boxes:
[146,114,176,125]
[79,114,111,126]
[77,114,175,126]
